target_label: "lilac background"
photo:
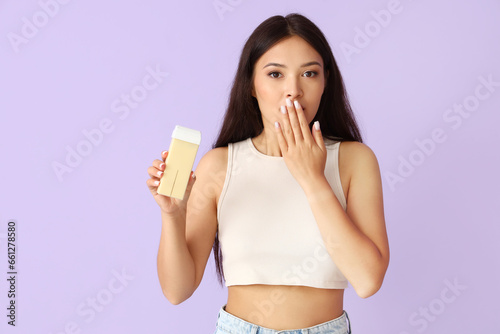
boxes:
[1,0,499,333]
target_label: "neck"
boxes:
[251,127,283,157]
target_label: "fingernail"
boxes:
[294,100,300,109]
[154,180,159,186]
[314,121,320,130]
[162,151,167,156]
[192,173,196,179]
[280,105,287,114]
[275,121,280,128]
[157,171,163,177]
[286,98,293,107]
[159,163,165,169]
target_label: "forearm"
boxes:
[157,210,196,304]
[305,177,386,298]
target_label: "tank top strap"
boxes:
[325,140,347,211]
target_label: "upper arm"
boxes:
[185,147,227,290]
[342,141,390,270]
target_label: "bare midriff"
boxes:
[225,284,344,330]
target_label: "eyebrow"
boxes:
[262,61,322,69]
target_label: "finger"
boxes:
[313,121,325,150]
[147,165,164,179]
[286,98,303,142]
[274,121,288,154]
[153,159,165,171]
[293,100,313,144]
[280,105,295,146]
[146,177,160,192]
[161,150,168,162]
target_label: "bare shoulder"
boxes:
[339,141,379,170]
[193,146,228,203]
[196,146,228,176]
[338,141,381,197]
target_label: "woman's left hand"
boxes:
[275,98,327,192]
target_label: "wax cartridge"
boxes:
[157,125,201,200]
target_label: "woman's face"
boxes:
[252,35,326,128]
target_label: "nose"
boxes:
[285,76,303,101]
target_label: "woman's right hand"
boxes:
[146,150,196,215]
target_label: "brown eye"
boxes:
[303,71,318,78]
[268,72,282,79]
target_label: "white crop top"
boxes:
[217,137,348,289]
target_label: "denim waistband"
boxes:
[215,305,351,334]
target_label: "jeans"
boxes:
[213,305,351,334]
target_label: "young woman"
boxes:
[147,13,389,334]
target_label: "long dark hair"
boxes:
[211,13,363,286]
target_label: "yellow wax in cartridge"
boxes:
[157,125,201,200]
